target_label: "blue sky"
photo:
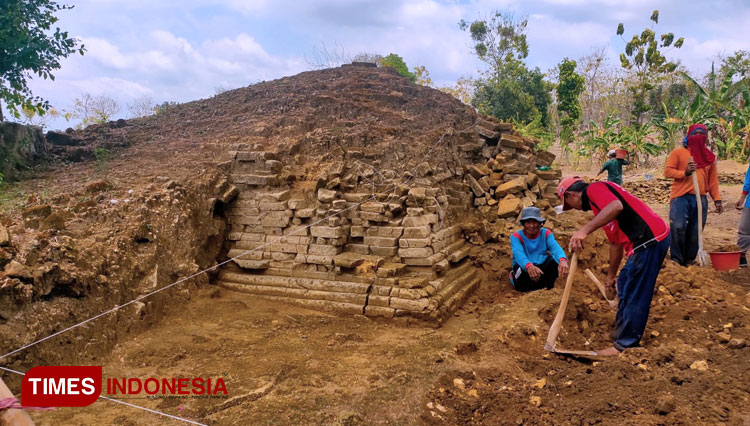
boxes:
[22,0,750,130]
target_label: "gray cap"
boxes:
[519,207,546,224]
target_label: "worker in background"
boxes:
[736,158,750,267]
[509,207,569,292]
[597,150,629,185]
[664,123,723,266]
[558,176,669,356]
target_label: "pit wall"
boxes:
[218,117,561,323]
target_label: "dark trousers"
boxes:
[669,193,707,266]
[614,236,670,351]
[510,256,559,292]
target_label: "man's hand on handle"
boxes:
[685,159,696,176]
[568,230,588,253]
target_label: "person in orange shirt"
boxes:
[664,123,723,266]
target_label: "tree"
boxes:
[460,11,551,126]
[718,50,750,80]
[20,105,60,129]
[413,65,433,87]
[459,12,528,74]
[68,93,120,128]
[616,10,683,122]
[556,58,585,145]
[352,52,382,65]
[379,54,416,82]
[0,0,85,121]
[439,76,474,104]
[126,95,156,118]
[306,41,350,70]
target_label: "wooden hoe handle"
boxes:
[545,252,578,351]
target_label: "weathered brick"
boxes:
[369,246,398,257]
[229,215,261,226]
[295,208,315,218]
[260,214,290,227]
[403,252,445,266]
[269,242,298,253]
[496,177,527,197]
[360,201,386,213]
[317,188,337,203]
[399,247,434,258]
[345,244,369,254]
[401,214,438,227]
[360,211,388,222]
[308,244,342,256]
[389,297,430,312]
[399,237,431,248]
[305,255,333,265]
[364,236,398,247]
[402,226,431,238]
[310,226,346,238]
[259,201,288,211]
[258,190,290,202]
[466,175,485,197]
[497,195,522,218]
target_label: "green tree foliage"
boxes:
[718,50,750,80]
[412,65,433,87]
[0,0,85,121]
[379,54,416,83]
[438,76,474,104]
[616,10,683,122]
[67,93,120,129]
[459,12,528,73]
[460,11,551,126]
[556,58,585,143]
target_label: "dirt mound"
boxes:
[0,65,551,373]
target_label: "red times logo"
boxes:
[22,366,102,407]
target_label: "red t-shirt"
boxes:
[582,182,669,256]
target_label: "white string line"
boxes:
[0,365,23,375]
[0,366,207,426]
[0,125,459,363]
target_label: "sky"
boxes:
[19,0,750,130]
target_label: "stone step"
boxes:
[433,267,478,304]
[232,174,281,186]
[218,288,366,316]
[217,281,367,305]
[432,277,480,323]
[219,271,372,294]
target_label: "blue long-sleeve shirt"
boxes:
[743,160,750,208]
[510,228,567,270]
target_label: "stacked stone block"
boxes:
[218,149,480,323]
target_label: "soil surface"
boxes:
[25,183,750,426]
[0,65,748,425]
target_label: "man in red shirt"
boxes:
[557,177,670,355]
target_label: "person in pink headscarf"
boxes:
[664,124,723,266]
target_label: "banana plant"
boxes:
[679,67,748,122]
[579,114,625,161]
[651,101,685,152]
[624,121,660,163]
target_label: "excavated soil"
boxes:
[0,65,748,425]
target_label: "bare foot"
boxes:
[595,346,621,356]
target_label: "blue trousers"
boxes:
[669,193,707,266]
[614,236,670,351]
